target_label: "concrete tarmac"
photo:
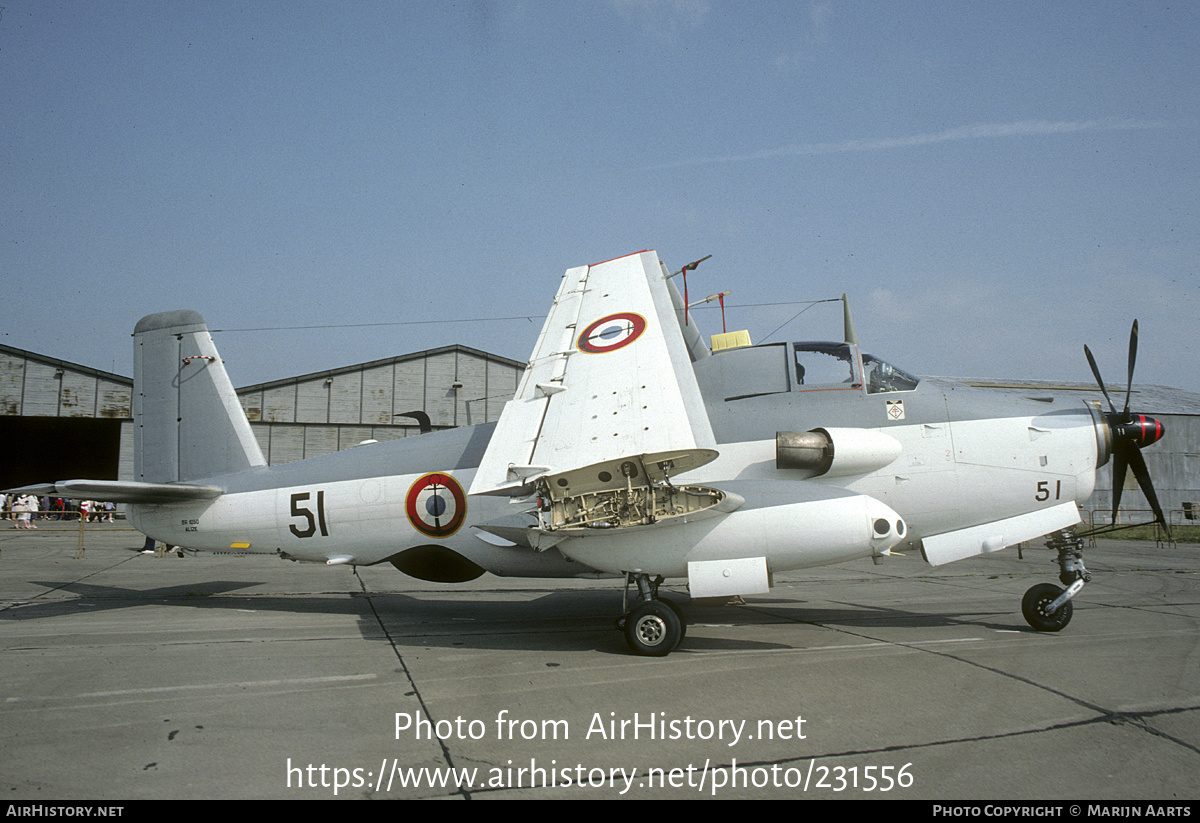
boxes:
[1,522,1198,800]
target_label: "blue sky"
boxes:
[3,2,1198,397]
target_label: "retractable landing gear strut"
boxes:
[615,572,686,656]
[1022,529,1091,632]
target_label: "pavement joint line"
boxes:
[354,565,473,800]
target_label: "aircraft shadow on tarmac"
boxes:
[5,575,1042,656]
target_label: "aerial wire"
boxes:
[759,299,842,343]
[209,300,840,335]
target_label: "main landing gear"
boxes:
[616,573,686,656]
[1022,529,1091,632]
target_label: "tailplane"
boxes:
[134,310,266,483]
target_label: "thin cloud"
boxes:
[655,118,1167,168]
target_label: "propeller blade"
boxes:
[1123,320,1138,421]
[1127,444,1171,539]
[1086,321,1168,538]
[1084,344,1118,417]
[1110,445,1128,524]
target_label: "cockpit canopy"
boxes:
[861,352,920,394]
[694,340,919,403]
[792,342,919,394]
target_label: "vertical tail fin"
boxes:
[133,310,266,483]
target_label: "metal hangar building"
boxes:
[0,342,523,488]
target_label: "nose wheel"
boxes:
[1022,529,1089,632]
[1021,583,1074,631]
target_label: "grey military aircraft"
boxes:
[11,250,1168,655]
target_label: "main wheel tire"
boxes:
[624,600,683,656]
[660,597,687,643]
[1022,583,1073,632]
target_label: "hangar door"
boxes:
[0,417,122,489]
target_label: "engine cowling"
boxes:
[776,427,903,478]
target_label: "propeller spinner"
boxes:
[1084,320,1169,536]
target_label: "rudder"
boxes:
[133,310,266,483]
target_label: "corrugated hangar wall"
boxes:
[235,345,522,465]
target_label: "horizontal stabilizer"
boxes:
[4,480,223,504]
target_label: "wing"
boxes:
[470,250,717,499]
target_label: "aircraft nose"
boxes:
[1113,414,1165,448]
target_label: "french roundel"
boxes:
[577,312,647,354]
[405,473,467,538]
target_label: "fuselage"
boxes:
[127,343,1106,581]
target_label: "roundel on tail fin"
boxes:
[577,313,646,354]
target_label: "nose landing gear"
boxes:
[1022,529,1090,632]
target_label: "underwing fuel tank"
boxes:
[553,479,906,579]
